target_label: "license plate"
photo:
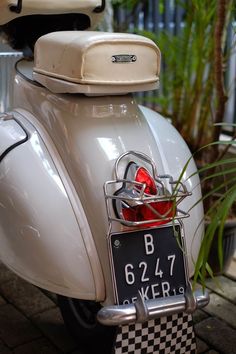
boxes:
[109,224,187,305]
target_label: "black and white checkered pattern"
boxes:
[113,312,196,354]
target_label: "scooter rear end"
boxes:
[0,4,209,353]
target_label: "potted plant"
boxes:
[113,0,236,286]
[151,0,235,286]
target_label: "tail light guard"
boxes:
[104,150,191,229]
[97,151,210,326]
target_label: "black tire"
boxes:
[57,295,116,354]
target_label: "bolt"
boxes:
[114,239,121,248]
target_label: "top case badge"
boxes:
[112,55,137,63]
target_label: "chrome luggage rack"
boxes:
[104,151,192,228]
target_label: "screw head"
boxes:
[114,239,121,248]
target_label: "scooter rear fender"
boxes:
[0,112,101,300]
[0,73,204,306]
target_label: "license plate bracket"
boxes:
[109,224,188,305]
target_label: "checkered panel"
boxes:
[113,313,196,354]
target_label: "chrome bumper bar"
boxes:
[97,289,209,326]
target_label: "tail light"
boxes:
[113,162,175,227]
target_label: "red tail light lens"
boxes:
[135,167,157,195]
[122,201,175,226]
[114,163,176,227]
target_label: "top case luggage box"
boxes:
[33,31,161,95]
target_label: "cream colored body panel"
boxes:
[0,117,27,155]
[0,113,102,299]
[2,71,204,305]
[13,76,169,304]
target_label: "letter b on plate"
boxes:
[144,234,154,255]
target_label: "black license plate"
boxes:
[109,225,187,305]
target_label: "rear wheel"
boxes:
[57,295,116,354]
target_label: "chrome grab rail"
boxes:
[97,288,209,326]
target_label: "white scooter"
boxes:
[0,1,209,353]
